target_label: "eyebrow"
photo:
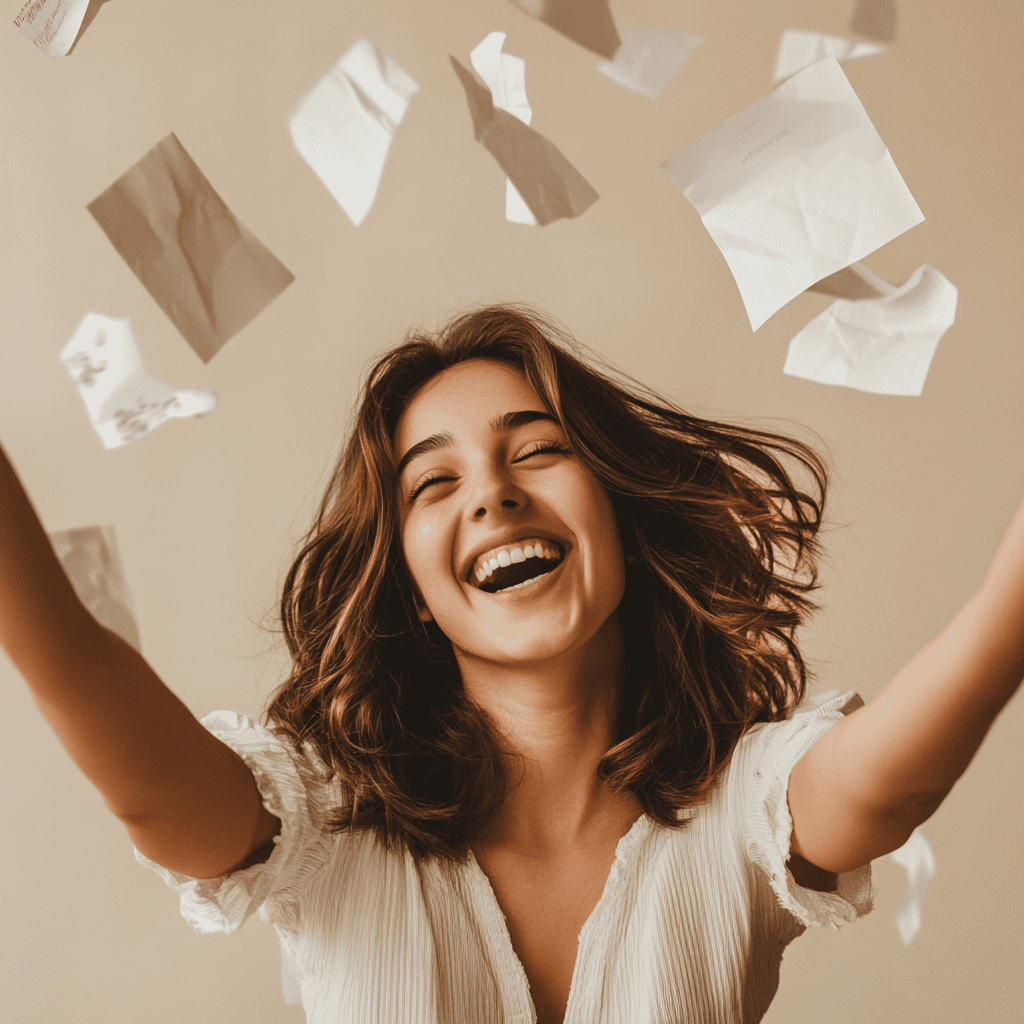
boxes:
[396,409,560,478]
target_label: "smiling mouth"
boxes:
[471,541,565,594]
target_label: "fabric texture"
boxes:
[136,690,873,1023]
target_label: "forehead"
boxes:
[394,359,545,450]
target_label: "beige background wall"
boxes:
[2,0,1021,1021]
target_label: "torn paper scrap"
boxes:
[60,313,218,448]
[470,32,536,225]
[661,57,924,331]
[87,133,294,363]
[450,56,599,226]
[783,264,957,395]
[507,0,620,59]
[851,0,897,42]
[49,525,141,652]
[807,260,894,300]
[597,28,702,99]
[774,30,884,84]
[15,0,89,58]
[888,827,935,944]
[289,40,419,227]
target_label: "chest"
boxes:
[471,843,622,1024]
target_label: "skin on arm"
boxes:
[788,494,1024,875]
[0,443,281,879]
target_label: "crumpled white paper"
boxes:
[15,0,89,58]
[774,30,884,84]
[783,263,957,395]
[60,314,217,449]
[470,32,536,225]
[888,827,936,945]
[661,57,924,331]
[48,525,142,651]
[289,39,419,227]
[597,28,702,99]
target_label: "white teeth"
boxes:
[470,539,563,584]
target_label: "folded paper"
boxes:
[470,32,536,225]
[888,827,936,944]
[49,525,141,651]
[661,58,923,331]
[783,263,957,395]
[774,30,884,84]
[450,56,599,226]
[87,133,295,363]
[851,0,897,42]
[506,0,620,59]
[289,39,419,227]
[597,28,702,99]
[15,0,89,58]
[61,313,218,448]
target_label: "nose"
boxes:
[468,464,528,520]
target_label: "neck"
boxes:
[458,613,636,853]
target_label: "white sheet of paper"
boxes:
[661,58,924,331]
[48,525,142,651]
[60,314,218,449]
[597,28,702,99]
[15,0,89,58]
[774,30,884,84]
[783,263,957,395]
[288,39,419,227]
[471,32,536,225]
[888,827,936,945]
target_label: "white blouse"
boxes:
[136,690,873,1024]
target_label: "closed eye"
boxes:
[407,442,573,501]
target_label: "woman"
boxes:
[2,305,1021,1023]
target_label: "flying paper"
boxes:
[597,28,702,99]
[661,57,923,331]
[506,0,620,59]
[15,0,88,58]
[289,40,419,227]
[49,525,141,652]
[888,827,936,944]
[87,133,294,363]
[470,32,536,225]
[783,263,957,395]
[450,56,599,226]
[774,30,884,84]
[851,0,897,42]
[60,313,218,448]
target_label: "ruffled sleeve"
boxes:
[743,690,875,929]
[133,711,333,937]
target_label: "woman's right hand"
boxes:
[0,442,280,878]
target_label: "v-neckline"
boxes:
[466,813,653,1024]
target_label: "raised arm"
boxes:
[788,494,1024,874]
[0,443,280,879]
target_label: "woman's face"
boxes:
[394,358,626,669]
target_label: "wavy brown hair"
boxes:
[266,304,828,863]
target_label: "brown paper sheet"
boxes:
[87,133,294,363]
[506,0,620,60]
[451,57,599,226]
[850,0,897,42]
[49,525,142,652]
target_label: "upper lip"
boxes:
[460,531,569,584]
